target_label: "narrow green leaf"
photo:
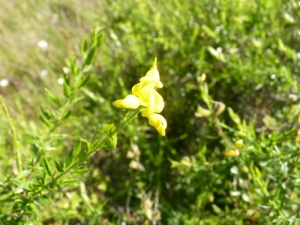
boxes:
[72,96,84,104]
[63,81,71,98]
[45,88,61,107]
[81,39,88,55]
[61,110,72,120]
[82,64,92,74]
[41,106,52,120]
[77,75,90,88]
[73,138,82,157]
[202,24,217,38]
[15,170,31,179]
[85,47,96,66]
[72,168,90,176]
[65,149,74,168]
[96,33,104,48]
[212,204,222,214]
[62,71,70,85]
[227,107,241,125]
[39,113,51,127]
[0,192,14,201]
[70,57,78,76]
[43,158,52,176]
[58,178,80,186]
[11,179,31,191]
[35,176,44,186]
[78,148,88,162]
[54,160,64,172]
[79,138,90,144]
[33,144,40,156]
[25,134,40,144]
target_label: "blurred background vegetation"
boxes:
[1,0,300,224]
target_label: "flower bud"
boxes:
[235,139,244,149]
[197,73,206,83]
[214,101,226,116]
[126,150,135,159]
[195,105,211,118]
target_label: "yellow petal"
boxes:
[148,113,167,136]
[139,58,163,88]
[140,76,163,88]
[113,94,140,109]
[153,90,164,112]
[132,81,155,106]
[141,90,164,117]
[147,57,160,80]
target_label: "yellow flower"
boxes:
[223,149,240,157]
[132,81,164,117]
[235,139,244,149]
[113,58,167,136]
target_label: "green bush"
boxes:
[1,0,300,224]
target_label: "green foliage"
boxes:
[1,0,300,224]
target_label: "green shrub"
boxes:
[1,0,300,224]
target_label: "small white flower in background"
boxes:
[63,67,70,74]
[37,40,48,50]
[57,77,64,85]
[40,69,48,77]
[0,79,9,87]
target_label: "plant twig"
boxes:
[0,96,22,174]
[45,106,144,187]
[214,116,232,149]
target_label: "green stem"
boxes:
[28,98,73,178]
[46,106,144,186]
[89,106,144,152]
[45,161,79,187]
[214,116,232,149]
[118,106,144,130]
[0,96,22,174]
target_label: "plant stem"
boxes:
[45,161,79,187]
[89,106,144,152]
[214,116,232,149]
[0,96,22,174]
[45,106,144,186]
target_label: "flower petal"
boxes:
[141,90,164,117]
[153,90,164,112]
[113,94,140,109]
[139,58,163,88]
[140,77,163,88]
[148,113,167,136]
[132,81,155,106]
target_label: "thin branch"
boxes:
[0,96,22,174]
